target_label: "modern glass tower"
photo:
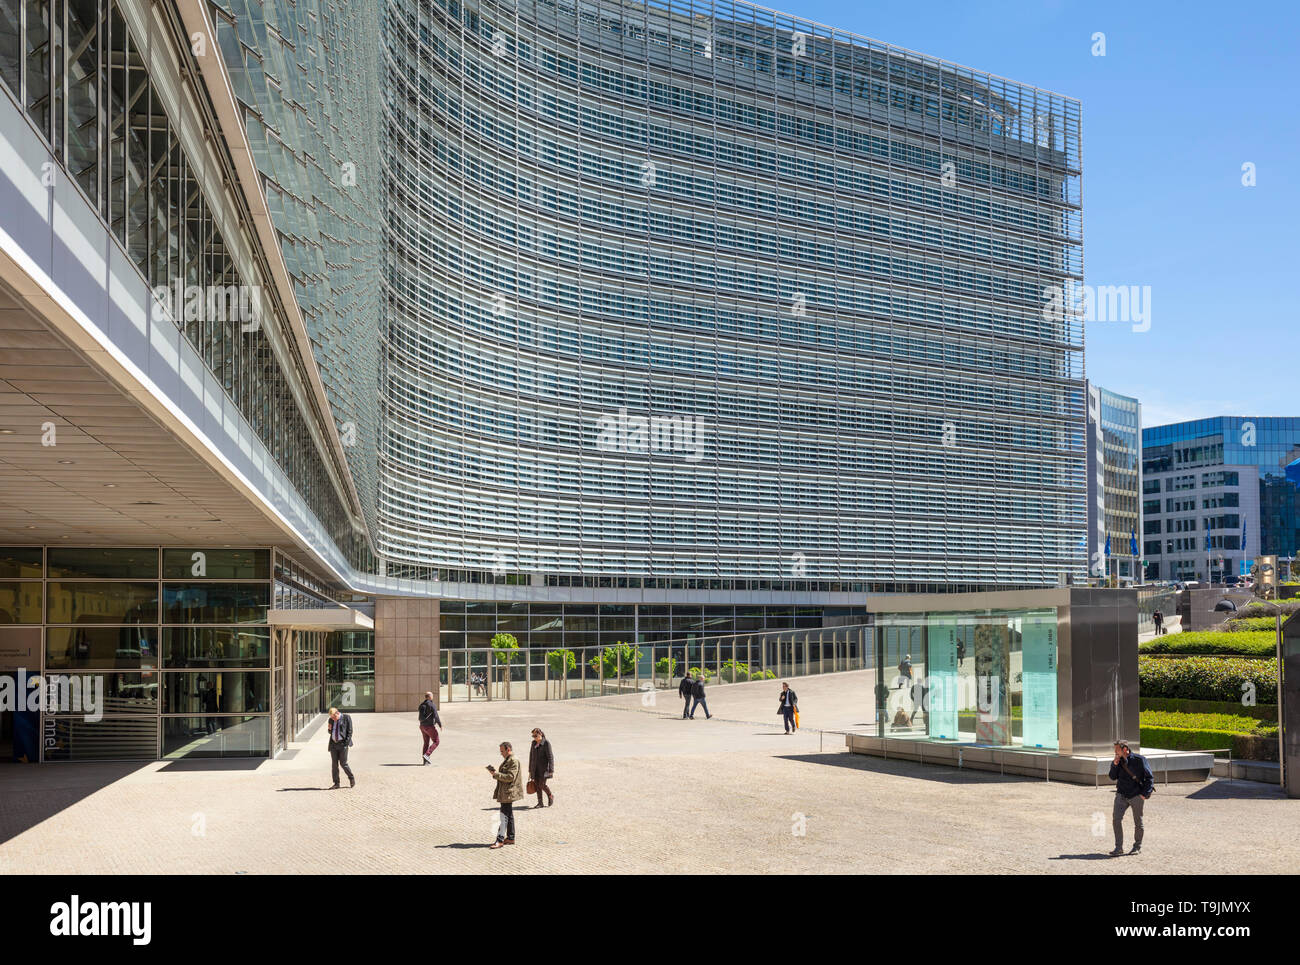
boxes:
[1142,417,1300,583]
[1086,382,1142,584]
[380,0,1086,592]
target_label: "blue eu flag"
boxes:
[1130,529,1137,556]
[1105,534,1111,557]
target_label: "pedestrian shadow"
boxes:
[276,787,331,792]
[1050,852,1119,861]
[434,842,492,849]
[380,763,426,766]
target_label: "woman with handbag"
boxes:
[528,727,555,807]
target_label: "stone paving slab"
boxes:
[0,673,1294,875]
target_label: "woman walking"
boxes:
[528,728,555,807]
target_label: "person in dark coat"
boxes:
[418,691,442,764]
[1152,610,1164,635]
[528,728,555,807]
[678,672,695,718]
[1108,739,1154,855]
[326,707,355,789]
[690,674,711,719]
[777,681,798,733]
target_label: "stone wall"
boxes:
[374,598,440,712]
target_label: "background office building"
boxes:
[1142,417,1300,583]
[0,0,1085,759]
[1085,382,1141,584]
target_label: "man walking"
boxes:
[678,671,694,718]
[1108,739,1153,855]
[418,691,442,764]
[1152,609,1163,636]
[778,681,798,734]
[326,707,355,789]
[690,673,711,719]
[487,741,524,848]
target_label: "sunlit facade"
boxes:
[382,0,1087,592]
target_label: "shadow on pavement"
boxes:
[435,842,492,849]
[1185,780,1284,801]
[158,758,265,772]
[1050,852,1119,861]
[0,761,149,845]
[775,751,1025,785]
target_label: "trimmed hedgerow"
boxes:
[1223,616,1281,633]
[1139,631,1275,657]
[1138,655,1277,704]
[1140,696,1277,722]
[1139,725,1277,761]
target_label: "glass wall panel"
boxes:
[0,547,42,578]
[44,715,159,760]
[875,607,1057,750]
[47,547,158,579]
[162,548,270,579]
[163,715,269,759]
[162,627,270,668]
[0,580,43,622]
[162,670,269,714]
[161,583,270,624]
[46,625,157,669]
[47,581,158,623]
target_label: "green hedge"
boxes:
[1139,726,1277,761]
[1138,655,1278,703]
[1223,616,1281,633]
[1140,710,1274,734]
[1239,600,1300,619]
[1140,696,1277,722]
[1139,631,1275,657]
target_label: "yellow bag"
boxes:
[794,710,800,730]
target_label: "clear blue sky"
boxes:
[783,0,1299,427]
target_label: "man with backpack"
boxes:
[1108,739,1154,856]
[418,691,442,764]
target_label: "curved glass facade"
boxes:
[381,0,1085,588]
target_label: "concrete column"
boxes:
[375,597,440,712]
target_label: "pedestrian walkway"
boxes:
[0,672,1291,875]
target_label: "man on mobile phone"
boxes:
[326,707,355,789]
[487,741,524,849]
[1108,739,1153,856]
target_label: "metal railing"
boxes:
[438,624,873,702]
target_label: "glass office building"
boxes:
[1085,383,1142,584]
[381,0,1086,591]
[1142,417,1300,582]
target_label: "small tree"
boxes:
[547,648,576,698]
[655,655,677,684]
[491,632,521,697]
[588,642,642,681]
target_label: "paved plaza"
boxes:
[0,672,1294,875]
